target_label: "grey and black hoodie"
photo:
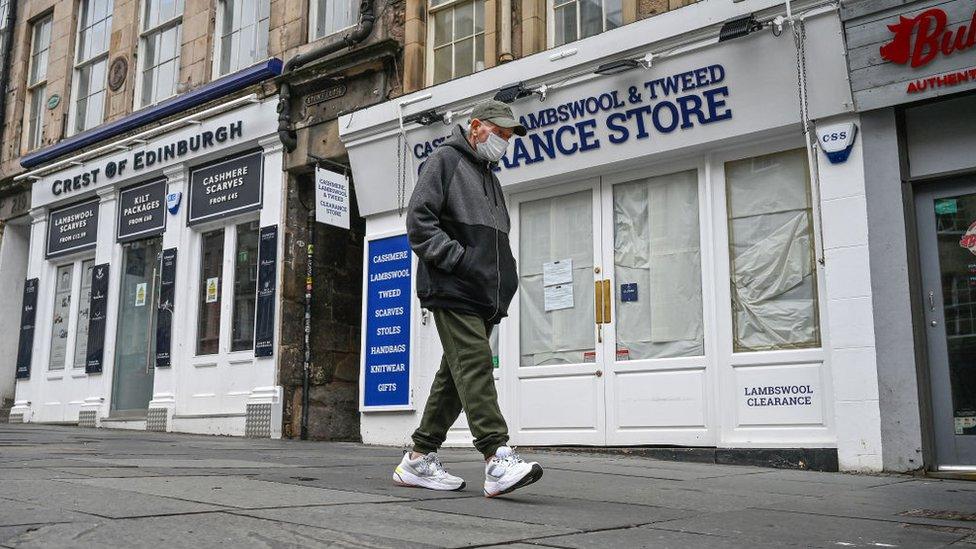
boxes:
[406,124,518,324]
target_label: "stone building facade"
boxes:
[1,0,706,437]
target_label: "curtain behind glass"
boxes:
[726,148,820,351]
[613,170,703,360]
[519,191,595,366]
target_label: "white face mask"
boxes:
[476,131,510,162]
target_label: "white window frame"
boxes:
[546,0,621,48]
[47,257,96,372]
[425,0,485,87]
[134,0,184,109]
[67,0,113,136]
[308,0,359,42]
[212,0,271,78]
[191,213,261,358]
[24,15,53,151]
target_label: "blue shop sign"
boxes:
[363,234,412,409]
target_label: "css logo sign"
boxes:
[815,122,858,164]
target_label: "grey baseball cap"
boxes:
[469,99,527,136]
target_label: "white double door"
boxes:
[505,166,716,446]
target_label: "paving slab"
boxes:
[648,508,971,548]
[69,457,300,469]
[0,500,89,528]
[0,479,226,518]
[59,475,405,509]
[529,525,780,549]
[239,503,577,547]
[500,467,796,512]
[413,494,698,529]
[0,513,437,549]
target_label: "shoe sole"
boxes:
[484,464,544,498]
[393,471,466,492]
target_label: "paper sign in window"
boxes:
[544,284,574,311]
[543,259,573,286]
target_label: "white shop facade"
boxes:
[10,97,286,437]
[341,1,885,471]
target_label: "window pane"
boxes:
[475,33,484,72]
[49,265,73,370]
[454,1,473,39]
[29,85,46,149]
[432,8,451,47]
[554,3,577,46]
[197,229,224,355]
[30,17,52,85]
[453,37,473,77]
[433,45,451,84]
[231,221,259,351]
[218,0,268,74]
[474,0,484,33]
[604,0,622,30]
[519,191,595,366]
[613,171,703,360]
[579,0,602,38]
[726,148,820,351]
[73,260,95,369]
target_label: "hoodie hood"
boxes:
[443,124,486,164]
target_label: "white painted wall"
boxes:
[816,113,884,472]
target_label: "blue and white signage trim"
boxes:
[362,234,413,410]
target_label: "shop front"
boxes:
[843,0,976,471]
[10,96,285,436]
[342,2,885,470]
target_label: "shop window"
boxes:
[197,228,224,355]
[230,221,259,351]
[725,148,820,352]
[73,260,95,368]
[427,0,484,86]
[47,260,94,370]
[550,0,621,47]
[26,15,52,150]
[215,0,270,77]
[310,0,359,40]
[49,265,74,370]
[70,0,113,135]
[519,190,595,366]
[613,170,703,359]
[138,0,184,107]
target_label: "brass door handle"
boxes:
[601,280,611,323]
[595,280,604,324]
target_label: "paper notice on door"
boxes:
[543,259,573,287]
[206,277,219,303]
[135,283,147,307]
[544,283,574,311]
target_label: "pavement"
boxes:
[0,425,975,548]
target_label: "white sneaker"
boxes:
[393,452,466,491]
[484,446,543,498]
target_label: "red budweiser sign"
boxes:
[879,7,976,68]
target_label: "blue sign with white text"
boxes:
[363,235,412,408]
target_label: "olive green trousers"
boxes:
[411,309,509,459]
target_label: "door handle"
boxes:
[928,290,935,311]
[594,280,604,324]
[601,280,611,323]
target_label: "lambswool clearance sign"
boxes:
[363,235,412,409]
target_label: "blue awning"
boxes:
[21,58,283,169]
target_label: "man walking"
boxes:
[393,99,544,498]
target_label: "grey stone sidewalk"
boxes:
[0,425,974,548]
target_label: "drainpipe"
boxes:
[498,0,513,63]
[0,0,19,152]
[277,0,376,152]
